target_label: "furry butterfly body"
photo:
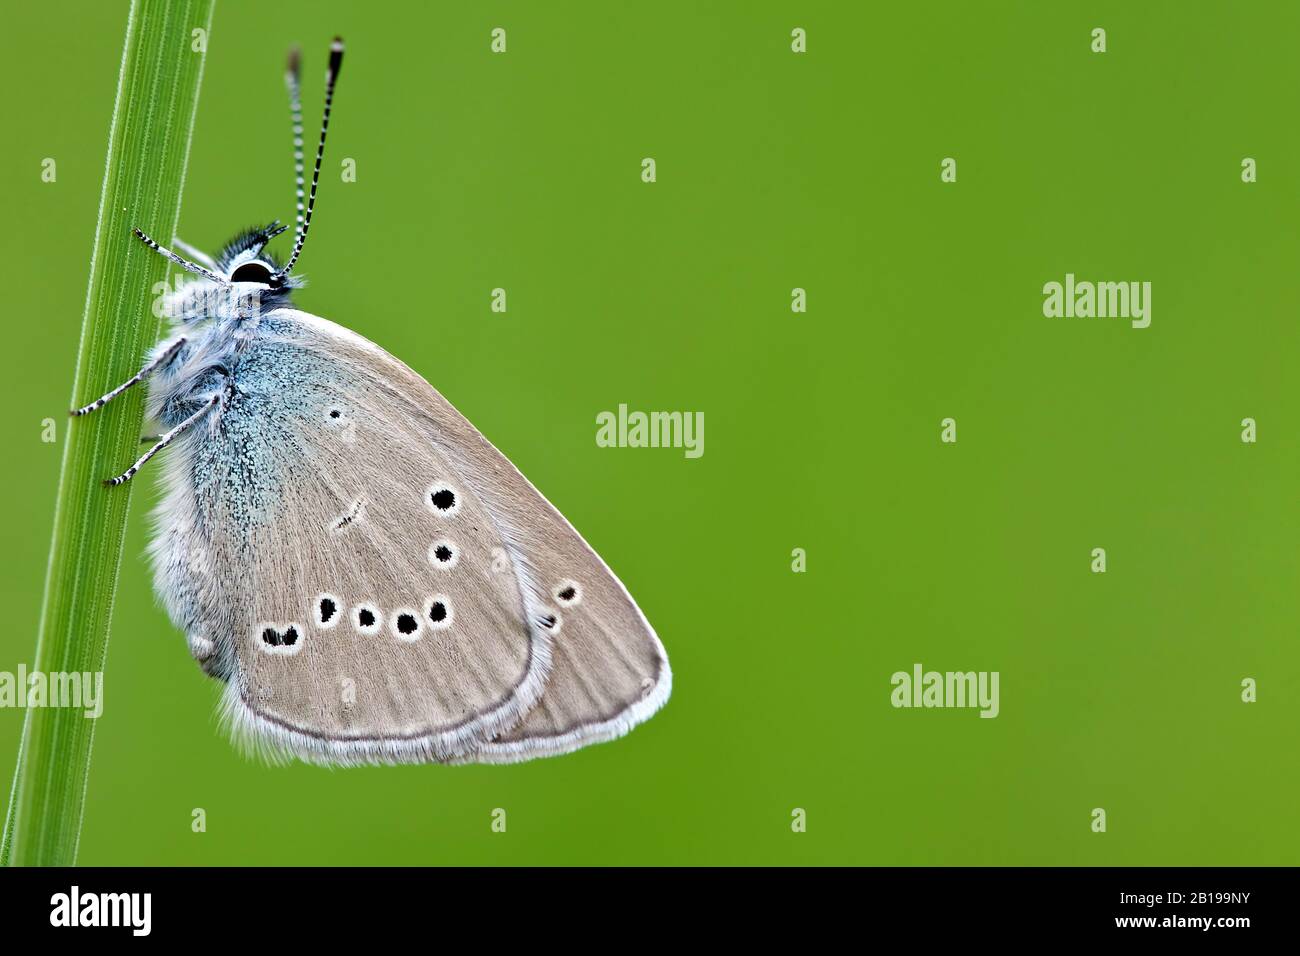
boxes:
[76,39,671,765]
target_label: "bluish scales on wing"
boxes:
[183,332,351,532]
[70,36,671,765]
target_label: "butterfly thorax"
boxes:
[146,294,293,428]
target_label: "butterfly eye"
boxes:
[229,260,273,283]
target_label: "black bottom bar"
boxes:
[0,865,1286,941]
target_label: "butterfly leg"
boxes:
[132,228,228,284]
[103,394,219,487]
[171,237,218,271]
[71,337,187,417]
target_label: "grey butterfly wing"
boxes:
[425,421,673,764]
[152,307,670,765]
[271,309,671,763]
[150,313,554,765]
[403,398,673,765]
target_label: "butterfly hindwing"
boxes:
[152,314,554,765]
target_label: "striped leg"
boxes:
[132,228,227,284]
[172,237,218,271]
[71,337,187,417]
[104,395,219,487]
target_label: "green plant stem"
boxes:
[1,0,215,867]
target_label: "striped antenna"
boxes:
[274,37,344,282]
[284,46,304,245]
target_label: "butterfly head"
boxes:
[217,222,301,291]
[133,38,344,318]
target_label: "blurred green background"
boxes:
[1,1,1297,865]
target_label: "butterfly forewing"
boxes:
[153,308,669,765]
[273,310,671,762]
[407,403,673,763]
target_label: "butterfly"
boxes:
[72,38,671,765]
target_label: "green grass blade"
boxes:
[1,0,216,867]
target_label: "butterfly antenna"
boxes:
[274,37,344,282]
[284,45,304,244]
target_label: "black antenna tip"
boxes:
[328,36,344,75]
[286,45,301,78]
